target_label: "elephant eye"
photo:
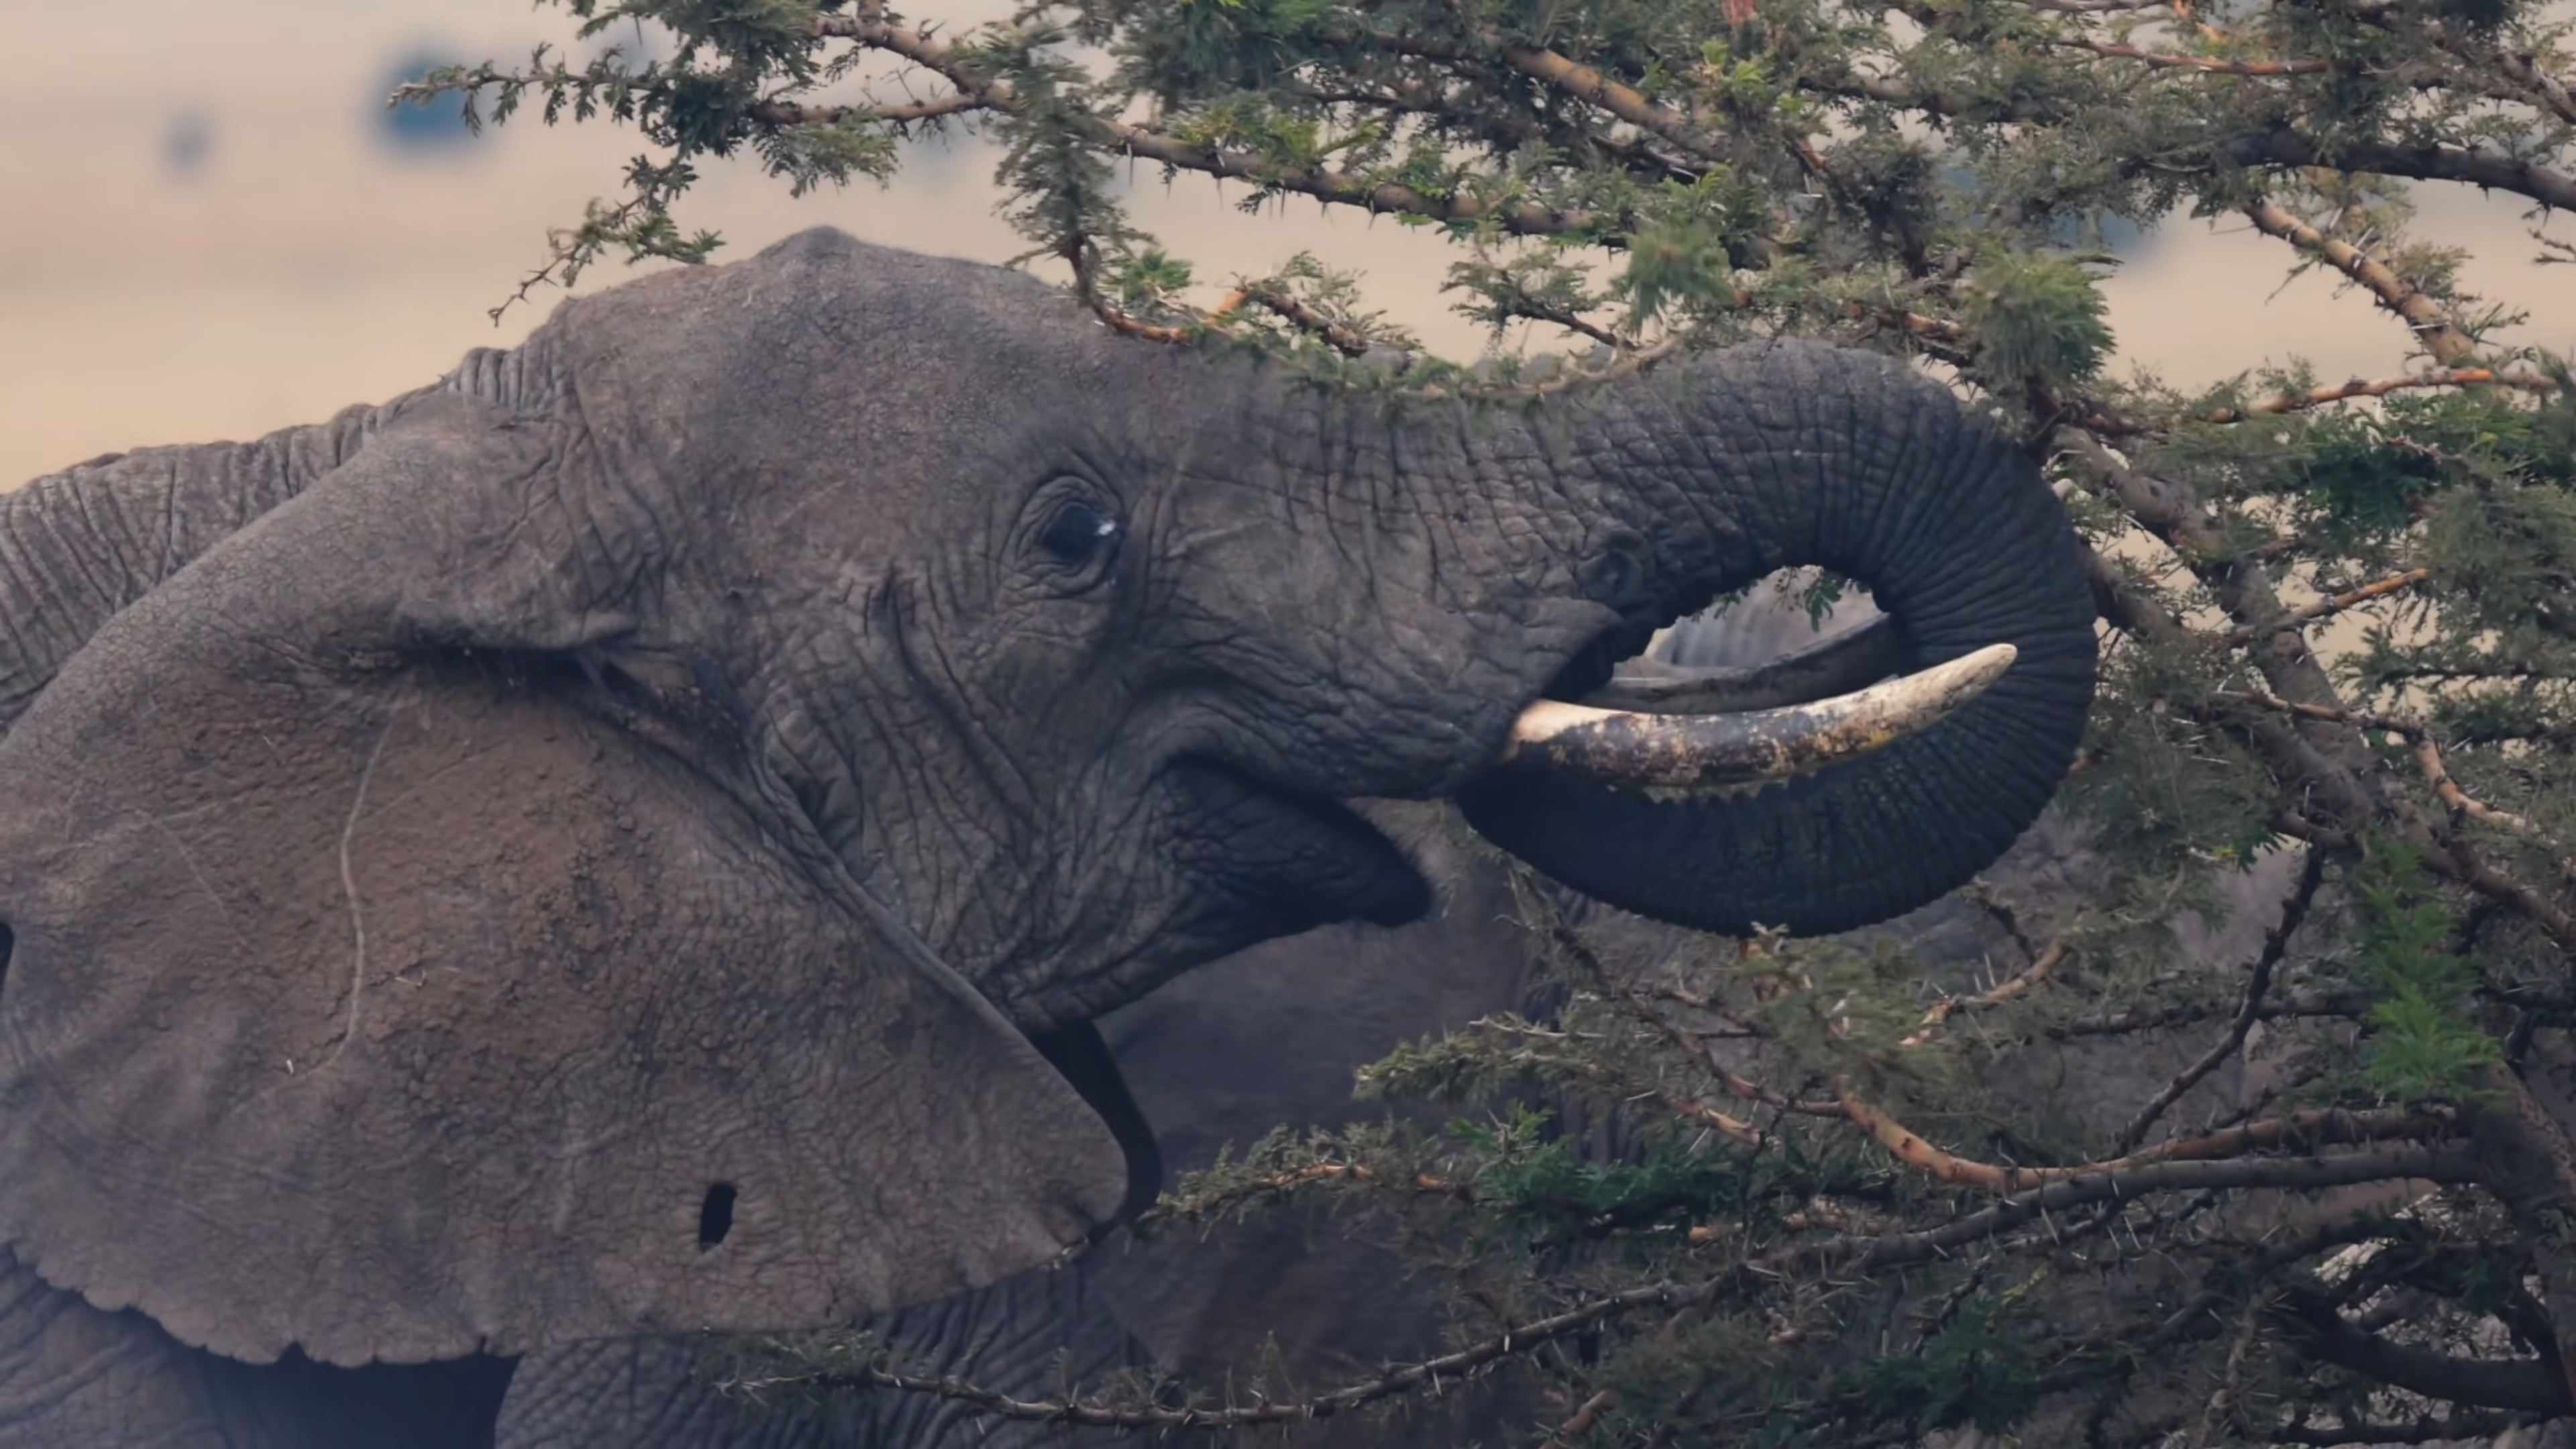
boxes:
[1039,500,1122,568]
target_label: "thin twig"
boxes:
[2192,1293,2273,1447]
[1833,1085,2452,1192]
[1898,942,2072,1046]
[2198,368,2557,424]
[747,94,989,125]
[2219,568,2430,647]
[2113,847,2327,1155]
[2220,686,2424,738]
[1549,1389,1621,1443]
[1235,286,1375,356]
[2412,734,2547,839]
[2048,39,2332,74]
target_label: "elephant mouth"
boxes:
[1492,611,2014,800]
[1177,759,1431,928]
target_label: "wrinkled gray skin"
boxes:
[500,592,2304,1449]
[0,230,2094,1446]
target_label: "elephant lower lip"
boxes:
[1175,761,1430,929]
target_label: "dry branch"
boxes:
[2198,368,2558,424]
[1834,1080,2453,1191]
[2113,847,2326,1155]
[2411,735,2546,839]
[746,95,988,125]
[1898,941,2071,1045]
[2049,39,2333,74]
[2243,197,2483,366]
[2217,568,2430,647]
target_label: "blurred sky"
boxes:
[5,0,2574,486]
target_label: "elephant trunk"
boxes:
[0,347,543,732]
[1459,340,2096,937]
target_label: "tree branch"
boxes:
[747,94,988,125]
[2277,1284,2574,1413]
[2410,735,2549,842]
[2217,568,2430,647]
[814,11,1604,239]
[1497,44,1725,160]
[1898,941,2072,1046]
[2196,369,2557,425]
[2047,39,2334,75]
[2114,845,2326,1154]
[2241,196,2483,366]
[1833,1077,2451,1191]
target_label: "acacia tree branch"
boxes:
[1898,941,2072,1045]
[1140,1159,1468,1230]
[2496,46,2576,125]
[2242,196,2484,366]
[2277,1283,2575,1414]
[2227,688,2576,938]
[2464,1064,2576,1409]
[2114,846,2327,1154]
[1495,44,1725,160]
[2220,686,2423,738]
[2217,568,2431,647]
[1106,121,1601,237]
[2410,735,2549,841]
[2196,368,2558,425]
[814,11,1604,239]
[1233,286,1377,356]
[747,94,989,125]
[2047,39,2334,74]
[2267,1413,2525,1446]
[2192,1293,2273,1447]
[1832,1077,2451,1191]
[2065,433,2398,838]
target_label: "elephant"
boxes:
[496,588,2317,1448]
[0,226,2096,1446]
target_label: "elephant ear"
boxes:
[0,394,1126,1368]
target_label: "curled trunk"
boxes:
[1460,341,2096,937]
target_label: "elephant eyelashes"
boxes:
[1038,500,1122,573]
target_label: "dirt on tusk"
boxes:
[1498,643,2018,790]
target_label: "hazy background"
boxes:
[7,0,2575,486]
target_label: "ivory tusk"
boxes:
[1580,614,1907,715]
[1499,643,2017,790]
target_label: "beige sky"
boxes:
[4,1,2572,486]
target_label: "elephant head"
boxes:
[0,229,2094,1377]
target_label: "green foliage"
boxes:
[1962,249,2116,386]
[2347,841,2502,1100]
[1831,1296,2047,1437]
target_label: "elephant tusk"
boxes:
[1499,643,2017,790]
[1580,613,1905,715]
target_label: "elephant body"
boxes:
[0,230,2096,1445]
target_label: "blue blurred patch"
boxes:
[162,109,213,181]
[374,49,478,153]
